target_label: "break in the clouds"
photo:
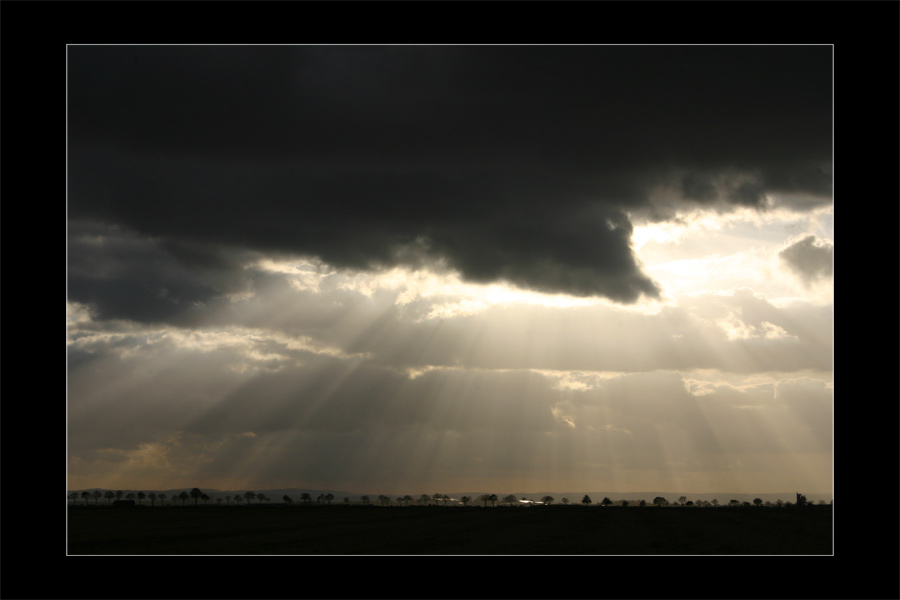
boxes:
[67,45,833,497]
[68,45,832,307]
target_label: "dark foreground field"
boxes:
[67,504,832,555]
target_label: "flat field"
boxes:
[66,504,832,555]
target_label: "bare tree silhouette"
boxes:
[190,488,203,505]
[324,493,334,505]
[104,491,115,505]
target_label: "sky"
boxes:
[66,45,833,497]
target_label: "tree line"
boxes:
[68,489,830,508]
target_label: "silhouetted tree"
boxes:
[378,495,390,506]
[126,493,136,502]
[460,496,471,507]
[601,497,612,507]
[81,491,91,505]
[92,490,102,505]
[69,492,79,504]
[489,494,498,507]
[361,495,371,505]
[244,491,256,504]
[300,493,312,504]
[234,495,243,505]
[653,497,667,507]
[582,495,592,506]
[158,493,167,506]
[621,500,629,507]
[711,499,719,507]
[324,493,334,505]
[479,494,491,507]
[104,491,115,505]
[257,493,268,504]
[201,493,211,505]
[639,499,646,507]
[504,494,518,506]
[190,488,202,505]
[283,495,293,505]
[561,497,570,505]
[137,491,146,505]
[753,498,763,507]
[678,496,687,507]
[420,494,431,506]
[179,491,190,505]
[541,496,554,506]
[728,499,740,507]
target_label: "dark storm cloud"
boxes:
[68,45,832,307]
[67,220,257,324]
[778,234,833,283]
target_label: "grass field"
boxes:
[66,504,832,555]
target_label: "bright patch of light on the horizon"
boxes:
[632,205,833,302]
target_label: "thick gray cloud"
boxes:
[778,234,833,283]
[68,45,832,312]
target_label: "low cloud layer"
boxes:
[68,45,832,305]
